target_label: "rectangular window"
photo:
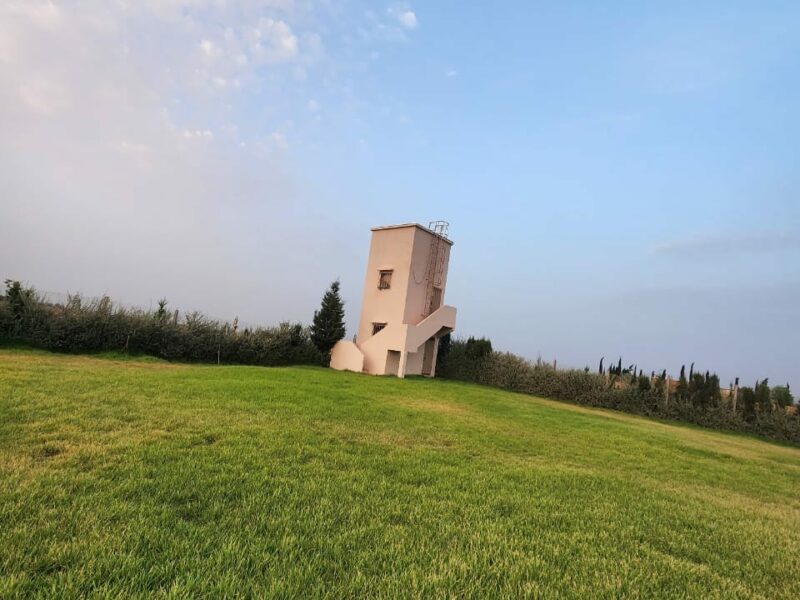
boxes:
[378,270,393,290]
[372,322,387,335]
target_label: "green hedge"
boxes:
[0,282,323,367]
[438,339,800,445]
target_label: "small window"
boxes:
[372,322,387,335]
[378,270,393,290]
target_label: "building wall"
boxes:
[405,348,423,375]
[357,224,452,345]
[402,227,451,326]
[356,226,416,344]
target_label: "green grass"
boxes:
[1,349,799,598]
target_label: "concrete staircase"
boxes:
[331,305,456,377]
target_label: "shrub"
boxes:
[438,338,800,445]
[0,281,323,367]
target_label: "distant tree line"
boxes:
[437,335,800,445]
[0,280,328,366]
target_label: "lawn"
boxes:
[1,348,799,598]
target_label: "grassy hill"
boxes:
[1,348,799,598]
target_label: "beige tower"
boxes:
[330,222,457,378]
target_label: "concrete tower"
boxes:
[330,222,457,378]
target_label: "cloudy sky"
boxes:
[1,1,799,389]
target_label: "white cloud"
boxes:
[115,139,150,155]
[5,1,62,29]
[367,5,419,42]
[397,10,417,30]
[183,129,214,140]
[0,0,327,323]
[270,131,289,150]
[189,15,319,95]
[17,75,70,116]
[199,39,221,58]
[652,231,800,257]
[0,0,423,326]
[445,68,457,78]
[386,5,418,31]
[246,18,298,64]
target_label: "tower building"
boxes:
[330,222,456,378]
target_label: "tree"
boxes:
[754,379,771,413]
[706,373,721,408]
[771,384,794,408]
[155,298,169,321]
[598,357,604,375]
[311,280,346,357]
[464,336,492,360]
[689,373,707,409]
[437,332,452,366]
[740,386,756,420]
[676,365,688,400]
[4,279,36,321]
[653,375,666,398]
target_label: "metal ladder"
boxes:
[423,221,449,317]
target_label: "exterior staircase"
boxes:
[332,305,456,377]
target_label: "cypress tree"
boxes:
[598,357,604,375]
[677,365,688,400]
[741,386,757,420]
[707,373,721,407]
[311,280,346,357]
[689,373,707,408]
[754,379,771,412]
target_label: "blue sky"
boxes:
[1,1,798,389]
